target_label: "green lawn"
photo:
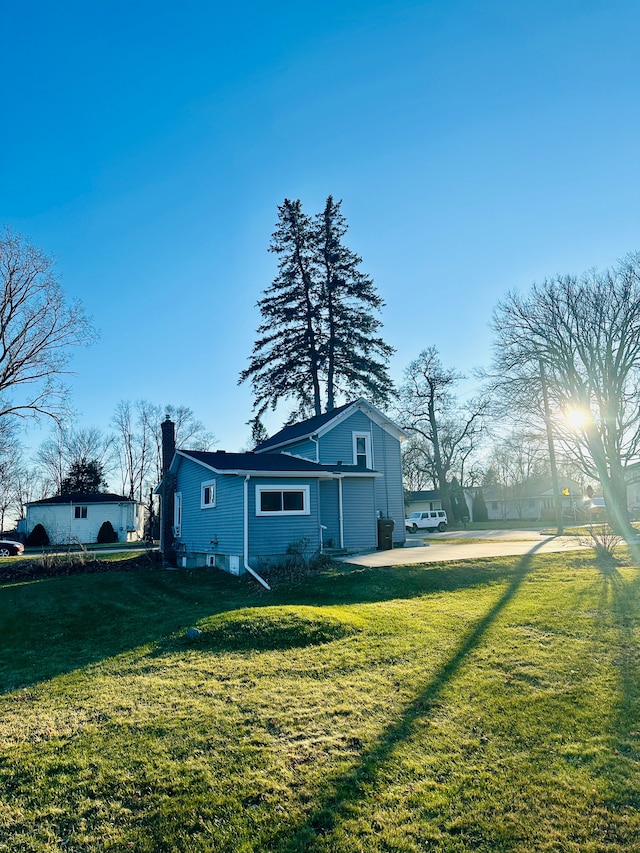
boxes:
[1,550,639,852]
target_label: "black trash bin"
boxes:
[377,517,394,550]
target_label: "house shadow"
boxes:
[274,542,543,851]
[142,557,521,665]
[2,553,521,693]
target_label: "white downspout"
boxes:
[243,475,271,591]
[338,475,344,549]
[310,434,319,463]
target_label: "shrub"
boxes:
[97,520,118,544]
[26,523,50,547]
[472,489,489,522]
[580,523,622,563]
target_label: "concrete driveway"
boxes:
[337,528,591,568]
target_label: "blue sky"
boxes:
[3,0,639,452]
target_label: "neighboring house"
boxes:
[158,399,406,578]
[23,493,146,545]
[464,478,586,522]
[625,463,640,519]
[404,490,442,515]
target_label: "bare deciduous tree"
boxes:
[395,347,486,517]
[36,425,114,495]
[113,401,216,500]
[491,252,640,533]
[0,228,96,423]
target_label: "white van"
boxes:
[405,510,448,533]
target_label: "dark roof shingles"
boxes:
[179,449,373,474]
[253,401,354,452]
[28,492,135,506]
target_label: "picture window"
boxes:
[256,486,310,516]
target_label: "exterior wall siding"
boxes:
[175,458,244,559]
[26,502,143,545]
[317,410,374,466]
[248,476,322,567]
[175,461,325,572]
[371,426,406,544]
[278,439,318,461]
[317,410,406,544]
[319,479,341,549]
[341,478,377,549]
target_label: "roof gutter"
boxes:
[243,475,271,591]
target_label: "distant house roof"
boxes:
[254,398,406,453]
[26,492,138,506]
[407,490,440,502]
[174,449,377,477]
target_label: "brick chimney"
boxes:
[160,417,176,566]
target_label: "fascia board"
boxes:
[315,399,407,442]
[172,451,381,479]
[229,469,335,478]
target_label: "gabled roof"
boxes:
[173,449,377,477]
[27,492,138,506]
[254,398,406,453]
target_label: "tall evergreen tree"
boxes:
[239,197,394,417]
[60,459,107,494]
[240,199,323,417]
[316,196,394,410]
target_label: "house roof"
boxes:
[26,492,138,506]
[254,398,406,453]
[407,490,440,501]
[174,449,377,477]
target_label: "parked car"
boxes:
[0,539,24,557]
[405,510,448,533]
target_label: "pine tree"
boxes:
[60,460,106,494]
[316,197,394,410]
[239,199,323,417]
[472,489,489,522]
[239,197,394,417]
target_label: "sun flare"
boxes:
[565,407,588,431]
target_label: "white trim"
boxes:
[352,431,372,468]
[254,398,407,454]
[255,485,311,516]
[200,478,217,509]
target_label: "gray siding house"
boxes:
[159,399,406,582]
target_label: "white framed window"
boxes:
[255,485,310,516]
[201,479,217,509]
[74,506,88,519]
[352,432,372,468]
[173,491,182,536]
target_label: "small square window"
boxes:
[74,506,87,519]
[260,491,282,512]
[283,491,304,511]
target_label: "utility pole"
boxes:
[539,358,564,535]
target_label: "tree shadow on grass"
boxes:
[276,543,543,851]
[592,550,640,782]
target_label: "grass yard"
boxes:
[1,549,639,852]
